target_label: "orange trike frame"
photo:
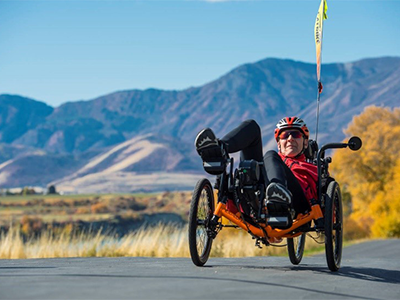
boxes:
[213,200,324,241]
[208,138,362,242]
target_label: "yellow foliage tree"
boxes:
[369,158,400,237]
[331,106,400,237]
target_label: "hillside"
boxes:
[0,56,399,192]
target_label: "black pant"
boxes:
[221,119,310,214]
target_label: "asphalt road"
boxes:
[1,239,399,300]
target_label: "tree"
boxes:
[47,185,57,195]
[369,158,400,237]
[21,187,36,196]
[331,106,400,237]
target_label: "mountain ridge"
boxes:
[1,56,399,192]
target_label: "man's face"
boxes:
[277,129,308,157]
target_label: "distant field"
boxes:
[0,192,192,236]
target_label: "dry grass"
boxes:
[0,224,187,259]
[0,192,358,259]
[0,223,327,259]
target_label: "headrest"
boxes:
[304,139,318,160]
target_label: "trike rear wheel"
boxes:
[188,178,215,266]
[324,181,343,272]
[287,233,306,265]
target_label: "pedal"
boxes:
[203,159,225,175]
[266,215,292,229]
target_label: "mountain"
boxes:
[0,95,53,144]
[49,134,203,193]
[0,56,399,192]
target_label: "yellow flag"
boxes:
[315,0,328,83]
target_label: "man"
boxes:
[195,117,318,216]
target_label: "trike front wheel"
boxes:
[324,181,343,272]
[188,178,215,266]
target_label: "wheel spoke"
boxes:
[295,237,300,256]
[196,227,207,254]
[195,187,212,257]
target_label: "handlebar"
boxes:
[317,136,362,205]
[317,136,362,158]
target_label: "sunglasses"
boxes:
[279,130,303,140]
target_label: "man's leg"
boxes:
[263,150,310,215]
[220,119,263,162]
[194,119,264,186]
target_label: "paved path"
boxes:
[1,239,399,299]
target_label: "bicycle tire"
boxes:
[287,233,306,265]
[324,181,343,272]
[188,178,215,266]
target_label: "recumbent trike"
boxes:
[188,136,362,272]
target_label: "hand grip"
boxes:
[348,136,362,151]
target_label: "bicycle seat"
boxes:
[305,139,318,161]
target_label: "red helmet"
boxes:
[274,116,309,141]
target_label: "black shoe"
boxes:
[195,128,218,151]
[265,183,292,214]
[195,128,227,175]
[266,182,292,204]
[195,128,225,160]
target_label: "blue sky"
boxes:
[1,0,399,107]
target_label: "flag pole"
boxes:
[314,0,328,143]
[315,84,321,143]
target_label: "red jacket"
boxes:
[279,153,318,204]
